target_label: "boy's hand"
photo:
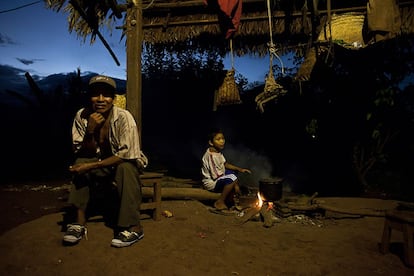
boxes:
[240,168,251,174]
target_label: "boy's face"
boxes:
[209,133,225,151]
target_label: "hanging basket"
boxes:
[318,12,366,47]
[214,69,242,110]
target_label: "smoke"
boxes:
[223,143,274,188]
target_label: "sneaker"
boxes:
[111,230,144,248]
[63,224,87,244]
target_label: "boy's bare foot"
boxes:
[214,200,228,210]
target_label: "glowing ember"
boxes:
[267,201,274,210]
[255,192,274,210]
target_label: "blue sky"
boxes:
[0,1,276,83]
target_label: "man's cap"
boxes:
[89,75,116,90]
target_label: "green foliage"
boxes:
[141,43,225,80]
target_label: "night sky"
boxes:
[0,1,274,83]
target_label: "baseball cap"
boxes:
[89,75,116,90]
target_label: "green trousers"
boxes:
[68,157,142,228]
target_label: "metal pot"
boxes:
[259,178,283,201]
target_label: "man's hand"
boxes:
[86,112,105,133]
[69,163,94,175]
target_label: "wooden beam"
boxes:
[126,1,143,137]
[142,187,220,200]
[142,0,414,10]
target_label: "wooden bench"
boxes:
[380,209,414,267]
[140,172,163,221]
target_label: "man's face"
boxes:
[89,84,114,114]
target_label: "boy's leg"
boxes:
[215,182,235,210]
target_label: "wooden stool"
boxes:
[140,172,163,221]
[380,209,414,267]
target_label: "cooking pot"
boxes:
[259,178,283,201]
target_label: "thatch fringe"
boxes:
[143,11,312,45]
[45,1,414,56]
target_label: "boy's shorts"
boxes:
[213,173,237,192]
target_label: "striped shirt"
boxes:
[72,105,148,168]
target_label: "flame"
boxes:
[256,192,263,208]
[256,192,274,210]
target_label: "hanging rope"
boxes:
[266,0,284,76]
[230,38,235,69]
[324,0,334,65]
[255,0,287,113]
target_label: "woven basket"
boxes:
[318,12,366,46]
[113,94,126,109]
[215,69,242,107]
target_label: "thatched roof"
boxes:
[46,0,414,57]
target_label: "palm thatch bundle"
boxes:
[46,0,121,44]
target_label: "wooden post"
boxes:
[126,0,143,135]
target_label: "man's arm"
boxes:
[69,155,123,175]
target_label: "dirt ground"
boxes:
[0,180,413,275]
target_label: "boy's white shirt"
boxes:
[201,148,226,190]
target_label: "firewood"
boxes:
[287,202,386,217]
[236,206,261,224]
[260,204,274,228]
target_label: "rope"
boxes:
[230,38,235,69]
[324,0,333,64]
[266,0,284,76]
[256,0,288,113]
[143,0,156,9]
[267,0,274,49]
